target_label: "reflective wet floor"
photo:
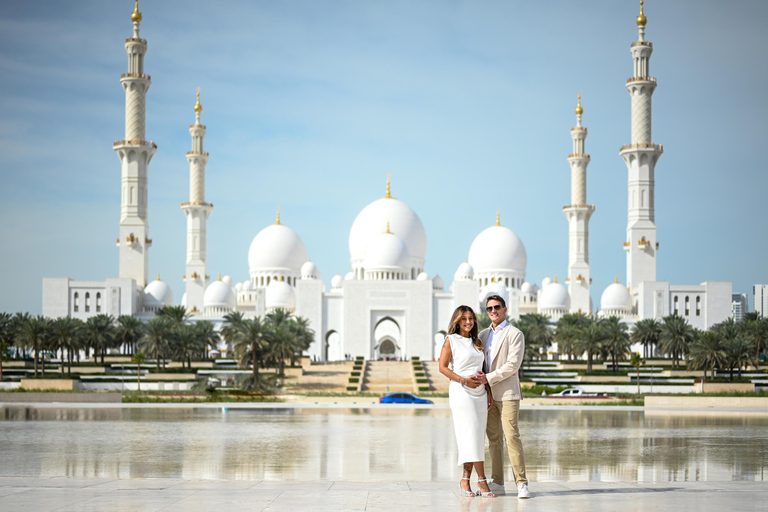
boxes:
[2,405,767,483]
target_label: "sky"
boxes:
[1,0,767,315]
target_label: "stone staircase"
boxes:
[294,362,354,392]
[422,361,449,392]
[361,361,414,393]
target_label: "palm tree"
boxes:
[84,315,116,364]
[577,318,607,373]
[139,316,174,371]
[741,316,768,369]
[231,316,269,389]
[476,314,492,332]
[17,315,50,377]
[629,353,645,394]
[0,312,14,349]
[0,341,11,380]
[131,351,146,391]
[521,313,553,360]
[220,311,245,357]
[631,318,662,359]
[659,315,694,368]
[193,320,220,359]
[289,316,315,365]
[173,323,203,370]
[555,313,589,361]
[726,337,754,380]
[115,315,145,355]
[156,305,191,328]
[49,317,83,377]
[12,312,32,359]
[604,316,631,373]
[266,321,296,381]
[688,331,727,380]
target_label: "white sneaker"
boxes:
[517,483,531,499]
[487,481,506,495]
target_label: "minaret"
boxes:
[620,0,663,296]
[563,92,594,314]
[182,89,213,314]
[114,0,156,287]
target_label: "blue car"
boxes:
[379,393,433,404]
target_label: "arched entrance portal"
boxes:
[374,317,401,360]
[325,330,341,361]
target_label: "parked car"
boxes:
[547,388,605,398]
[379,393,434,404]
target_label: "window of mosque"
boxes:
[96,292,102,312]
[685,296,690,316]
[73,292,79,312]
[696,296,701,316]
[85,292,91,312]
[673,295,679,315]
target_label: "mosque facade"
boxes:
[42,2,732,360]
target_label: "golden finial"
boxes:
[156,272,161,281]
[615,275,619,284]
[554,274,558,283]
[218,273,222,281]
[637,0,647,27]
[194,88,202,113]
[575,91,583,115]
[275,206,281,225]
[385,221,392,234]
[384,174,392,198]
[495,208,501,226]
[131,0,142,23]
[280,275,285,282]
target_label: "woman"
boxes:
[439,305,494,498]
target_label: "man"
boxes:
[474,294,530,499]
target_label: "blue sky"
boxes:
[1,0,766,315]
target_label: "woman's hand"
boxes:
[487,390,494,410]
[464,376,481,389]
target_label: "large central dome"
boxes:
[468,221,527,274]
[248,220,307,275]
[349,178,427,265]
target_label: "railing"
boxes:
[113,140,157,148]
[619,143,663,151]
[623,241,631,247]
[567,153,590,158]
[181,201,212,207]
[189,124,207,129]
[562,204,595,210]
[631,41,653,48]
[626,76,656,83]
[125,37,147,44]
[186,151,210,156]
[121,73,151,80]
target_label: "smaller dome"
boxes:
[416,271,430,281]
[204,279,236,309]
[432,274,445,291]
[541,276,553,289]
[454,261,474,281]
[266,279,295,311]
[145,276,174,308]
[344,271,356,281]
[235,282,243,292]
[222,274,234,287]
[363,231,410,270]
[601,280,632,312]
[540,281,570,310]
[332,273,344,289]
[242,280,254,291]
[521,281,533,294]
[301,260,319,279]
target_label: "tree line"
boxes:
[477,311,767,378]
[0,306,315,390]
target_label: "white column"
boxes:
[563,93,594,314]
[182,90,213,315]
[620,2,662,297]
[115,2,155,288]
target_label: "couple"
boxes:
[438,295,530,499]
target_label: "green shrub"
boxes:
[346,386,358,391]
[412,356,420,361]
[355,356,364,360]
[416,378,428,384]
[351,371,361,377]
[418,386,430,392]
[348,377,359,383]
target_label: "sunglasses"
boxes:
[486,305,503,312]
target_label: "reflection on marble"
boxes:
[1,407,766,482]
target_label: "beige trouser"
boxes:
[486,399,527,486]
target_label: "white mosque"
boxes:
[42,1,732,360]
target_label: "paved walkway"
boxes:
[1,477,766,511]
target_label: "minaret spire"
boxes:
[182,88,213,314]
[621,0,663,298]
[563,91,595,314]
[115,0,155,287]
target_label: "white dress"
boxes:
[447,333,488,465]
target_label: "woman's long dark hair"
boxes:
[447,305,483,351]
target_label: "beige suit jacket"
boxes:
[479,323,525,401]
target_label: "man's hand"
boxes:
[472,371,488,385]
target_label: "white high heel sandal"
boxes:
[459,477,475,497]
[476,478,496,498]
